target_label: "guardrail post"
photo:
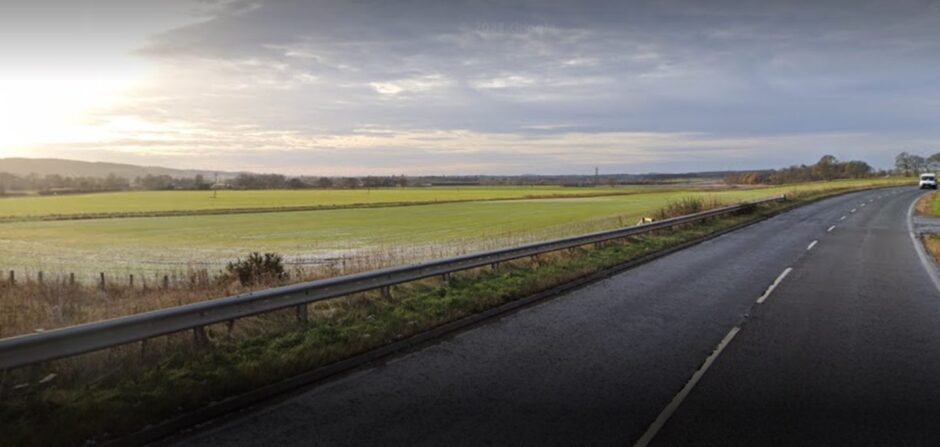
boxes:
[381,286,392,299]
[163,275,169,289]
[129,274,134,288]
[226,320,236,335]
[8,270,13,285]
[69,273,75,286]
[442,272,451,285]
[37,271,43,285]
[491,262,500,273]
[193,326,209,345]
[296,305,308,323]
[99,273,106,290]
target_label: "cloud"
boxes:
[11,0,940,173]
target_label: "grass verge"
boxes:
[0,186,900,446]
[922,235,940,265]
[917,190,937,216]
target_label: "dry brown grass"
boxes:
[654,196,725,220]
[922,235,940,265]
[916,191,936,216]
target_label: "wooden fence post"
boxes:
[8,270,14,285]
[37,271,43,284]
[69,273,75,286]
[99,273,106,290]
[129,274,134,288]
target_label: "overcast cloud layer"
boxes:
[4,0,940,174]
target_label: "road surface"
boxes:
[175,187,940,447]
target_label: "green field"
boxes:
[0,179,906,278]
[0,186,679,220]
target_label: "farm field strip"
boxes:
[0,179,903,278]
[0,186,690,221]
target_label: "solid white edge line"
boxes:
[907,192,940,294]
[756,267,793,304]
[827,225,836,232]
[632,326,742,447]
[807,240,818,250]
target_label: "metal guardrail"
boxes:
[0,195,784,370]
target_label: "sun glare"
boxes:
[0,77,135,152]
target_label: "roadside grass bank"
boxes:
[915,189,936,216]
[0,184,900,447]
[914,190,940,264]
[921,235,940,265]
[923,190,940,217]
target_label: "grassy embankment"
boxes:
[915,190,940,263]
[0,178,909,447]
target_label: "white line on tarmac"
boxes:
[827,225,836,232]
[807,240,818,250]
[851,208,857,213]
[840,216,846,221]
[632,326,742,447]
[757,267,793,304]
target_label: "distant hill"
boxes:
[0,158,241,180]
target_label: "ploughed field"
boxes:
[0,179,900,279]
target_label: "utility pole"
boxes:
[594,167,599,186]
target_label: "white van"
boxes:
[919,173,937,189]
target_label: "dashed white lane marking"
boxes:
[861,203,867,207]
[807,240,818,250]
[632,326,742,447]
[851,208,857,213]
[827,225,836,232]
[840,216,846,221]
[757,267,793,304]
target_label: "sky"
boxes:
[2,0,940,175]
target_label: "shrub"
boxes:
[224,252,288,286]
[655,197,722,220]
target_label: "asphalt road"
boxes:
[175,187,940,447]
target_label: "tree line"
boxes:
[724,155,876,185]
[0,172,416,195]
[894,152,940,176]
